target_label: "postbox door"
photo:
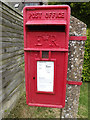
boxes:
[27,50,67,107]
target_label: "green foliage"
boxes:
[82,29,90,81]
[70,3,90,26]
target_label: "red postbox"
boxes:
[23,5,70,108]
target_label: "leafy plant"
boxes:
[82,28,90,81]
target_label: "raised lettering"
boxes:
[28,12,65,20]
[29,12,42,19]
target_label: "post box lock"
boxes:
[23,5,70,108]
[33,77,35,80]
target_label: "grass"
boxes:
[78,82,88,118]
[6,92,60,118]
[6,82,88,118]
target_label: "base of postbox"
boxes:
[28,103,64,108]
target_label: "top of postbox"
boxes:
[23,5,70,50]
[23,5,70,26]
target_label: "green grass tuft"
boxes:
[78,82,88,118]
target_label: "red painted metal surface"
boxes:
[26,20,67,25]
[67,80,82,86]
[69,36,87,40]
[23,5,70,108]
[24,48,68,52]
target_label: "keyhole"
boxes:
[33,77,35,80]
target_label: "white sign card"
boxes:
[37,61,54,92]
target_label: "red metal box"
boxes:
[23,5,70,108]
